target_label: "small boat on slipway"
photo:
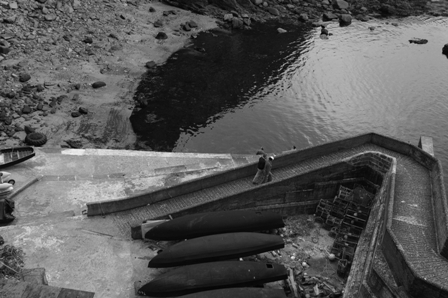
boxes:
[145,210,285,241]
[0,146,35,169]
[179,287,288,298]
[148,232,284,268]
[138,261,288,297]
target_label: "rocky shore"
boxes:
[0,0,216,149]
[1,0,447,150]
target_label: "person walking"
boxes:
[252,149,267,185]
[253,150,274,185]
[263,156,274,184]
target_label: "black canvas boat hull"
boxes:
[148,232,284,268]
[138,261,288,297]
[0,147,35,169]
[179,288,288,298]
[145,210,284,241]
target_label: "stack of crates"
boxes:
[314,185,375,277]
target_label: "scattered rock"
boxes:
[339,14,352,26]
[322,12,338,21]
[380,4,395,15]
[188,20,198,28]
[443,44,448,56]
[224,14,233,21]
[71,111,81,117]
[333,0,349,10]
[357,15,369,22]
[72,94,80,101]
[182,23,191,31]
[57,95,68,103]
[9,2,18,9]
[92,81,106,89]
[153,20,163,28]
[19,73,31,82]
[155,32,168,40]
[299,13,309,22]
[149,6,156,12]
[277,28,287,33]
[409,38,428,44]
[36,84,45,92]
[232,18,244,30]
[0,40,11,54]
[44,14,57,21]
[79,107,88,114]
[83,36,93,44]
[145,61,157,68]
[66,139,83,148]
[21,105,32,114]
[24,126,35,135]
[267,7,280,16]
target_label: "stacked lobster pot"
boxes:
[315,185,374,277]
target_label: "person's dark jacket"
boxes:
[257,156,266,170]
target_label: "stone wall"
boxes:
[430,161,448,257]
[343,156,395,297]
[168,159,382,218]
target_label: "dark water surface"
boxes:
[131,16,448,166]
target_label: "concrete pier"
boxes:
[0,148,256,298]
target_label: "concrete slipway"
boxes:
[0,148,258,298]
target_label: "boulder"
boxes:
[232,18,244,29]
[277,28,287,33]
[267,7,280,16]
[333,0,349,10]
[92,81,106,88]
[155,32,168,40]
[380,4,395,15]
[443,44,448,56]
[409,38,428,45]
[0,40,11,54]
[322,12,338,21]
[299,13,309,22]
[339,14,352,26]
[19,73,31,82]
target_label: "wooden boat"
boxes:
[145,210,285,241]
[179,288,288,298]
[148,232,284,268]
[0,147,35,169]
[138,261,288,297]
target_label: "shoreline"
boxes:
[1,0,447,151]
